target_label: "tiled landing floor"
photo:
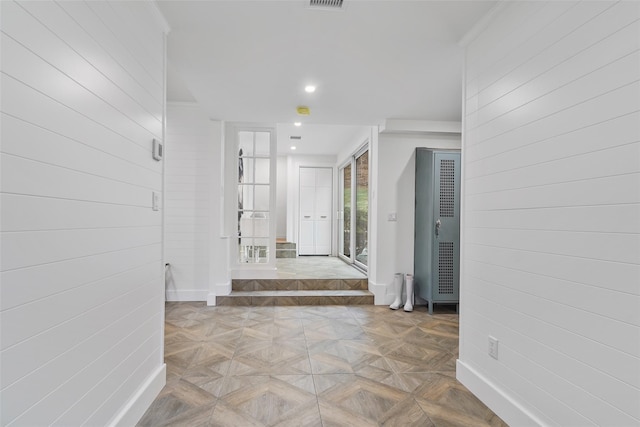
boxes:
[275,256,366,279]
[138,303,507,427]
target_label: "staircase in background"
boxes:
[276,240,296,258]
[216,278,373,306]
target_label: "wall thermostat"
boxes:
[152,139,163,161]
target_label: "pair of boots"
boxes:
[389,273,414,312]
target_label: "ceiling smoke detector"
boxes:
[309,0,344,9]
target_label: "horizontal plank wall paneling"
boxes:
[459,2,640,426]
[0,1,167,426]
[164,104,221,301]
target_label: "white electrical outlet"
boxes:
[488,336,499,359]
[388,213,397,222]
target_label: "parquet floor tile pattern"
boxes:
[138,303,508,427]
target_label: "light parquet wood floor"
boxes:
[138,303,508,427]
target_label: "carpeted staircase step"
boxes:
[216,290,374,306]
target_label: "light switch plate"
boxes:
[488,336,499,359]
[152,191,159,211]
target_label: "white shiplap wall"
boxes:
[458,1,640,426]
[0,1,167,425]
[164,103,222,301]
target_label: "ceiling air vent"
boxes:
[290,136,302,140]
[310,0,344,9]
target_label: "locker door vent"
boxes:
[310,0,344,8]
[438,242,454,294]
[439,159,455,217]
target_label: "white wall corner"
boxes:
[109,364,166,427]
[147,1,171,34]
[457,1,508,47]
[217,280,232,295]
[456,360,546,427]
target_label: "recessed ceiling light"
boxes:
[291,146,297,150]
[304,85,316,93]
[294,122,301,127]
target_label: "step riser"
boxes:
[276,249,296,258]
[276,243,296,250]
[217,295,374,306]
[233,279,368,291]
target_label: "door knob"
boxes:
[435,219,441,238]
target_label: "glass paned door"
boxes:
[238,131,271,264]
[354,151,368,267]
[338,146,368,270]
[339,164,352,259]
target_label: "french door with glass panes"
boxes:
[236,130,275,265]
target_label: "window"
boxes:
[237,131,272,263]
[339,144,369,270]
[354,150,368,267]
[339,163,351,259]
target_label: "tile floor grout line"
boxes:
[303,309,326,427]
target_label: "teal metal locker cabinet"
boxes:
[414,149,461,314]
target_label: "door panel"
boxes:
[299,220,315,255]
[339,164,352,259]
[432,153,461,302]
[354,151,369,267]
[299,188,315,217]
[316,168,332,186]
[315,220,332,255]
[315,186,332,219]
[414,150,434,303]
[299,168,316,187]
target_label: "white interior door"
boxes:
[299,167,332,255]
[315,169,332,254]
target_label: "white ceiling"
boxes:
[157,0,496,154]
[276,123,365,157]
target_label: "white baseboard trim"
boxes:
[165,289,208,301]
[207,292,217,306]
[456,359,544,427]
[369,280,392,305]
[370,280,430,307]
[206,281,232,306]
[109,363,166,427]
